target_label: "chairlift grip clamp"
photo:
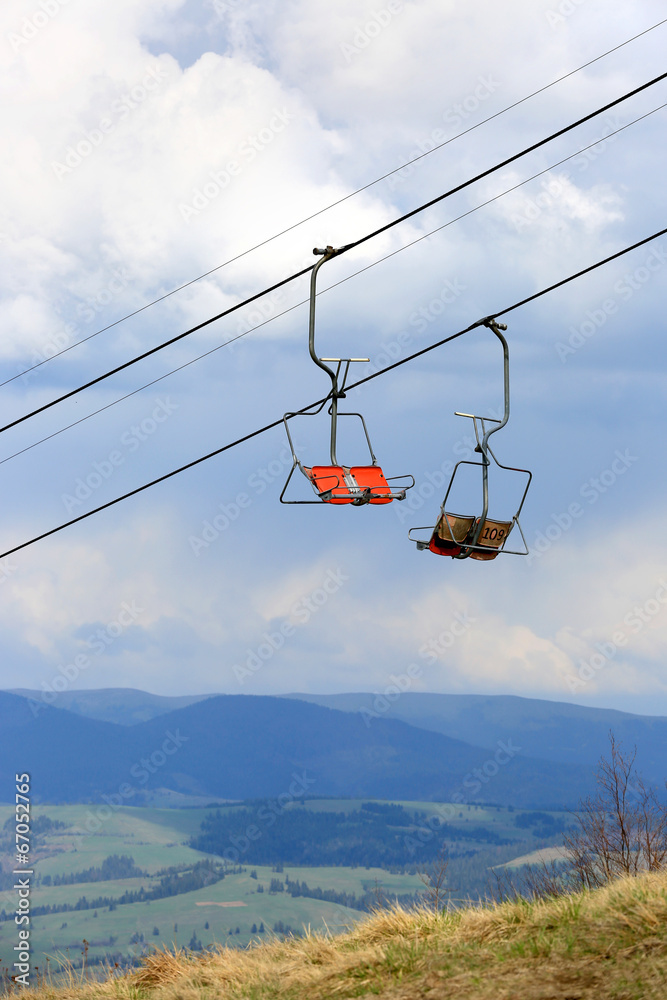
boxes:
[479,316,507,333]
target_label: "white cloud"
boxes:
[1,0,666,717]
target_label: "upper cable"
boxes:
[2,68,666,440]
[3,15,666,387]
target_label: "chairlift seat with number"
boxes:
[409,319,531,561]
[281,246,414,506]
[468,518,513,560]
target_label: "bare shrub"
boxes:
[563,732,667,889]
[495,732,667,900]
[418,843,450,911]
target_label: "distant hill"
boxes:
[0,692,124,802]
[286,692,667,788]
[7,687,211,725]
[1,692,595,809]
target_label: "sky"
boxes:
[1,0,666,716]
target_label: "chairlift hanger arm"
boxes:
[309,247,340,383]
[309,245,367,468]
[309,247,345,465]
[309,245,360,373]
[281,243,414,503]
[454,318,510,556]
[478,318,510,450]
[441,316,510,456]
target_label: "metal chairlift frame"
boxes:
[281,246,415,505]
[408,319,532,558]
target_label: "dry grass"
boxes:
[12,869,667,999]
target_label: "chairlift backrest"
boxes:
[430,513,476,556]
[468,518,513,560]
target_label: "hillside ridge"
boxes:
[0,691,596,808]
[14,870,667,999]
[7,688,666,785]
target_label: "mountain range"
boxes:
[3,688,665,808]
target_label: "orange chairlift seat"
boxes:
[304,464,396,505]
[281,246,414,506]
[408,319,531,561]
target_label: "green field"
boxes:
[0,805,217,876]
[6,866,378,970]
[0,804,425,972]
[0,800,566,975]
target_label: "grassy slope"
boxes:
[16,865,424,966]
[0,806,427,968]
[16,870,667,1000]
[0,802,566,977]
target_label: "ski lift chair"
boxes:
[408,319,531,560]
[281,246,415,506]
